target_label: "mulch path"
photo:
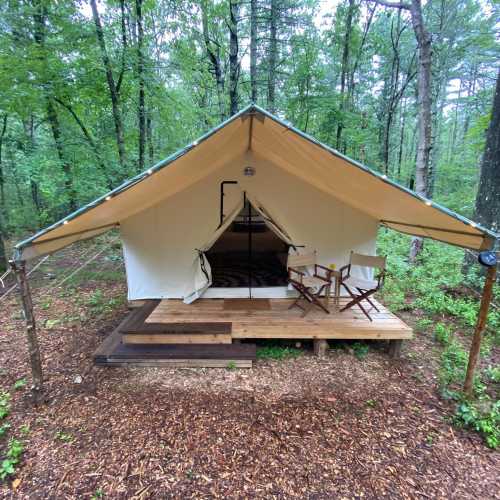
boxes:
[0,270,498,498]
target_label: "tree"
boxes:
[473,68,500,236]
[90,0,128,170]
[250,0,258,102]
[136,0,146,170]
[229,0,240,115]
[368,0,432,261]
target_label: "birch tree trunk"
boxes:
[408,0,432,261]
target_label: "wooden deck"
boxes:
[93,297,411,367]
[143,297,413,341]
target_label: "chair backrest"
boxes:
[350,252,386,270]
[288,251,316,269]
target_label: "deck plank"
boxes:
[142,297,413,340]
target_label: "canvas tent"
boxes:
[14,104,498,304]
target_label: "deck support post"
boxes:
[10,260,44,404]
[313,339,328,357]
[463,264,497,397]
[388,339,403,359]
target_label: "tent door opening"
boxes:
[206,192,289,298]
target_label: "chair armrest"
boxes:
[314,264,333,282]
[338,264,350,282]
[288,267,305,283]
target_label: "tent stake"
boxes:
[463,264,497,397]
[10,260,44,404]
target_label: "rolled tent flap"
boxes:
[245,194,295,246]
[183,198,244,304]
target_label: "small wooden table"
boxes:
[329,270,342,311]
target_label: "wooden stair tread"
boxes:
[106,342,256,360]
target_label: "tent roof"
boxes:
[15,104,498,260]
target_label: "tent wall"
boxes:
[121,152,378,300]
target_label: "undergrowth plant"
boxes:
[378,230,499,449]
[0,391,25,481]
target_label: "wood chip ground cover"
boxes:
[0,251,498,498]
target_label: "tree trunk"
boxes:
[472,67,500,236]
[12,261,44,404]
[336,0,355,151]
[54,98,112,189]
[201,0,226,121]
[228,0,240,116]
[267,0,278,113]
[0,114,7,273]
[250,0,258,102]
[90,0,127,169]
[0,217,6,274]
[32,1,76,212]
[408,0,432,262]
[146,111,154,164]
[136,0,146,171]
[46,98,77,212]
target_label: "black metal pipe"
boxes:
[246,191,252,299]
[219,181,238,227]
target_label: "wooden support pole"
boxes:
[313,339,328,357]
[10,260,44,403]
[463,265,497,397]
[388,339,403,359]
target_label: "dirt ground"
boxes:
[0,261,498,499]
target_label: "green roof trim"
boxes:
[14,103,498,259]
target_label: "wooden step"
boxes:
[95,359,252,368]
[107,342,256,360]
[122,333,232,344]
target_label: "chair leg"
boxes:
[360,291,379,312]
[340,286,374,321]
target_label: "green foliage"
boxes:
[0,424,10,438]
[0,392,10,420]
[0,439,24,481]
[483,365,500,384]
[454,399,499,449]
[434,323,452,345]
[226,361,237,370]
[352,342,370,360]
[55,431,74,443]
[439,338,468,389]
[256,345,302,360]
[415,318,434,334]
[13,378,27,391]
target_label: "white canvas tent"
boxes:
[15,104,498,304]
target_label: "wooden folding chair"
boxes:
[338,252,386,321]
[287,251,333,317]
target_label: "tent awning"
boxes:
[15,104,498,260]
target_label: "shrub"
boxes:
[454,399,499,449]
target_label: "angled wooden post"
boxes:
[463,264,497,397]
[10,260,44,403]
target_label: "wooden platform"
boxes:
[144,297,413,340]
[93,297,411,367]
